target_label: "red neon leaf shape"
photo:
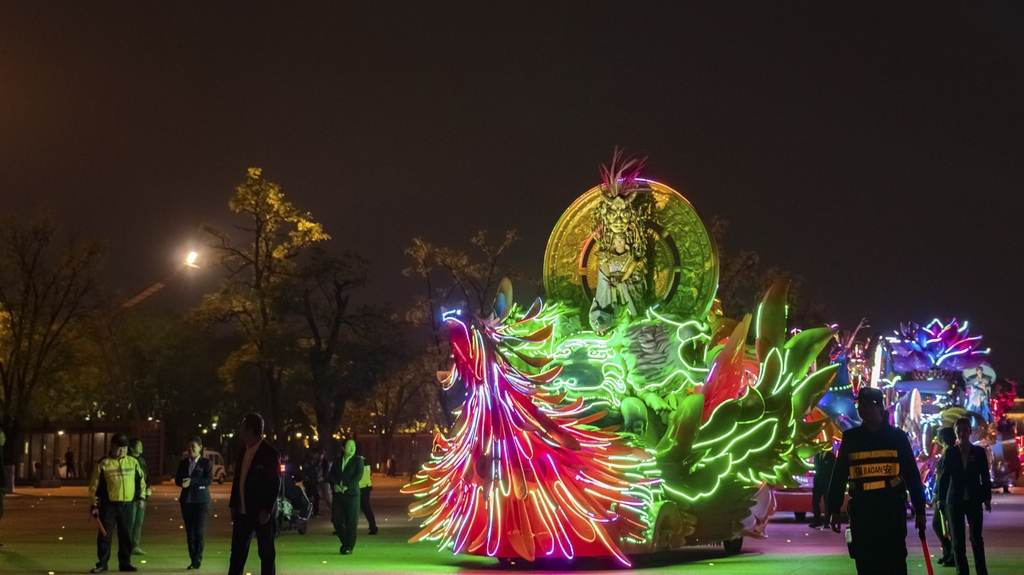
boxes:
[702,314,752,423]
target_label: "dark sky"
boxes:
[3,3,1023,377]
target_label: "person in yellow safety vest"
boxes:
[88,433,147,574]
[827,387,927,575]
[358,458,378,535]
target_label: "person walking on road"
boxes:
[65,448,77,478]
[127,438,151,555]
[937,417,992,575]
[87,433,147,573]
[809,444,836,528]
[932,426,957,566]
[827,387,927,575]
[228,413,281,575]
[175,436,212,570]
[359,458,378,535]
[329,439,363,554]
[300,449,322,518]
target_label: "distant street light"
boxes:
[121,251,201,309]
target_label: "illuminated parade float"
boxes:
[403,152,840,564]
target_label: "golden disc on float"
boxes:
[543,179,719,321]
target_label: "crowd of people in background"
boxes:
[0,400,1006,575]
[72,412,391,574]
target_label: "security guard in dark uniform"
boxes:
[828,387,927,575]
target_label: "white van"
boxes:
[205,450,227,484]
[181,450,228,484]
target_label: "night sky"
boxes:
[3,3,1023,377]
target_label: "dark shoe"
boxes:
[369,528,378,535]
[187,567,194,571]
[808,520,823,528]
[120,566,138,572]
[340,548,352,555]
[91,568,108,574]
[941,559,956,568]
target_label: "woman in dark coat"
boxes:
[174,436,213,569]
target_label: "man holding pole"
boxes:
[828,387,927,575]
[87,433,147,573]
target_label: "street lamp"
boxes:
[121,251,201,309]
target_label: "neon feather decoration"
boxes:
[889,318,989,373]
[403,280,655,565]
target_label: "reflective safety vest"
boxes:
[359,462,371,489]
[848,449,902,493]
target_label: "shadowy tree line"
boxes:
[1,170,817,467]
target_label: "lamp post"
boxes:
[121,251,200,309]
[98,251,204,424]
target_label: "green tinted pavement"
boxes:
[2,476,1020,574]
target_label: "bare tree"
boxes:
[0,212,103,463]
[403,229,519,430]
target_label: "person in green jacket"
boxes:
[128,438,151,555]
[88,433,146,573]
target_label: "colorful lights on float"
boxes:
[889,318,989,373]
[403,281,655,566]
[405,278,839,562]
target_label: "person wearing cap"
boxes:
[87,433,147,573]
[827,386,927,575]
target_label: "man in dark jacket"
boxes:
[937,417,992,575]
[932,426,957,566]
[127,438,151,556]
[809,445,837,528]
[328,439,363,555]
[828,387,927,575]
[175,436,213,569]
[228,413,281,575]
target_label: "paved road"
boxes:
[1,476,1020,574]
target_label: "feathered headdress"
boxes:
[599,147,648,200]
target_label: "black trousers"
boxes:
[332,494,360,551]
[309,484,321,516]
[933,506,952,560]
[360,487,377,531]
[848,493,908,575]
[228,512,275,575]
[96,502,136,569]
[811,481,827,520]
[180,503,209,567]
[949,500,987,575]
